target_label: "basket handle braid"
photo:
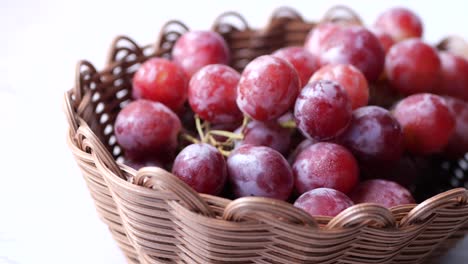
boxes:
[63,60,99,137]
[155,20,189,51]
[132,167,216,217]
[326,203,396,229]
[75,119,126,180]
[223,197,318,227]
[321,5,363,25]
[106,21,189,68]
[212,11,250,32]
[106,36,145,66]
[261,7,305,35]
[400,188,468,226]
[269,6,304,22]
[73,60,98,104]
[63,92,79,134]
[90,149,143,255]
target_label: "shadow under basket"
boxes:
[64,6,468,264]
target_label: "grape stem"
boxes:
[279,119,297,129]
[186,115,252,157]
[181,133,200,144]
[195,115,207,143]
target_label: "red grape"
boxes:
[310,64,369,109]
[443,96,468,157]
[434,52,468,101]
[114,99,181,159]
[188,64,242,124]
[294,188,354,217]
[132,58,188,111]
[385,39,441,95]
[373,30,395,53]
[292,142,359,195]
[123,156,164,170]
[393,93,455,154]
[272,46,320,87]
[227,145,294,200]
[339,106,404,162]
[235,121,292,155]
[172,143,227,195]
[294,80,352,140]
[304,23,343,58]
[309,26,385,82]
[237,55,300,121]
[172,30,230,77]
[350,179,415,208]
[287,139,316,165]
[374,7,423,41]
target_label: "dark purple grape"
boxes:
[338,106,404,163]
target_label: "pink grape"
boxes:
[227,145,294,200]
[308,26,385,82]
[310,64,369,109]
[272,46,320,87]
[172,143,227,195]
[434,52,468,101]
[385,39,441,95]
[237,55,300,121]
[292,142,359,195]
[287,139,316,165]
[132,58,188,111]
[294,188,354,217]
[374,30,395,53]
[188,64,242,124]
[172,30,230,77]
[350,179,415,208]
[393,93,455,154]
[294,80,352,140]
[114,99,181,159]
[374,7,423,41]
[304,23,343,58]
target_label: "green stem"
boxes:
[181,133,200,144]
[279,119,297,129]
[208,130,244,140]
[194,115,207,143]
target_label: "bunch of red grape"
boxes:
[114,7,468,218]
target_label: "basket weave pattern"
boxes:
[64,7,468,264]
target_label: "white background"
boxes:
[1,0,468,263]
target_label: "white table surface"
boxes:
[1,0,467,263]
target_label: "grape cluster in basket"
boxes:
[114,7,468,217]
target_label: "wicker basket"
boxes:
[64,6,468,264]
